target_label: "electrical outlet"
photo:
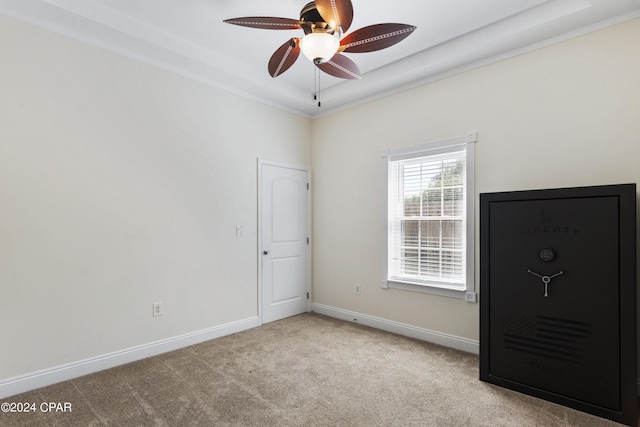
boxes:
[355,283,361,295]
[235,224,242,237]
[465,292,477,303]
[152,301,164,317]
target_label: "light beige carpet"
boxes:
[0,313,628,426]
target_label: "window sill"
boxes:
[385,279,469,299]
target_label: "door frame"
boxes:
[257,158,312,325]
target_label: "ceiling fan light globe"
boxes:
[299,32,339,64]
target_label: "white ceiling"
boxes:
[1,0,639,118]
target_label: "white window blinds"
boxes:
[388,148,467,288]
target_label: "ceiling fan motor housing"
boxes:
[300,2,334,35]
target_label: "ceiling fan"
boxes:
[223,0,416,80]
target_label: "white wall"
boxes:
[0,15,311,383]
[311,18,640,343]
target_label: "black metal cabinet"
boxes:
[480,184,637,426]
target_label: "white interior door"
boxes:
[259,161,310,324]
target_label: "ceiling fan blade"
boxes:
[268,38,301,77]
[340,23,416,53]
[315,0,354,33]
[316,54,361,80]
[223,17,303,30]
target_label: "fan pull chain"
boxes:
[315,67,321,107]
[313,67,317,104]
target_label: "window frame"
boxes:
[383,133,476,299]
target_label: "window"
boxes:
[385,134,475,298]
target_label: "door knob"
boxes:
[263,250,270,255]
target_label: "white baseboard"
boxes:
[312,303,479,355]
[0,316,260,399]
